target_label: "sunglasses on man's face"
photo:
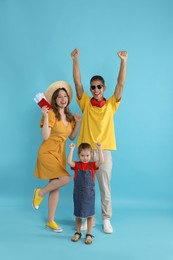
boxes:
[90,84,103,90]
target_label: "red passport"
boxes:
[38,98,51,109]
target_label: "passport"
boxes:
[34,93,51,109]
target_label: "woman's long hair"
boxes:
[51,88,74,122]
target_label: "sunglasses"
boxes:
[90,84,103,90]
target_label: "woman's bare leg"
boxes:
[39,176,70,197]
[48,189,59,222]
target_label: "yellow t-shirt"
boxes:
[77,92,120,150]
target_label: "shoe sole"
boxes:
[46,226,63,233]
[103,229,113,234]
[32,188,40,210]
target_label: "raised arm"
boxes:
[69,113,82,140]
[95,143,104,168]
[71,48,84,100]
[67,143,76,168]
[114,51,128,102]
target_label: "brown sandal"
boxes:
[71,232,82,242]
[85,234,94,245]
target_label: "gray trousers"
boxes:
[93,150,112,220]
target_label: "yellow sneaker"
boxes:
[32,188,43,210]
[46,220,63,233]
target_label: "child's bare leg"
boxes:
[76,217,82,233]
[87,216,94,235]
[71,217,82,242]
[85,216,94,244]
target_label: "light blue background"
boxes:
[0,0,173,259]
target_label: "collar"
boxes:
[90,97,106,107]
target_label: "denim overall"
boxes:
[73,162,95,218]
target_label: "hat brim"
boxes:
[44,81,73,104]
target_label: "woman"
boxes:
[33,81,81,232]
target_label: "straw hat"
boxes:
[44,81,73,104]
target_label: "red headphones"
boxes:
[90,97,106,107]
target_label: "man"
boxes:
[71,48,128,233]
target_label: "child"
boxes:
[33,81,81,232]
[67,142,104,244]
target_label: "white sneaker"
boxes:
[81,218,96,231]
[103,219,113,234]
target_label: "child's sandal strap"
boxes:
[71,232,82,242]
[86,234,94,238]
[75,232,82,238]
[85,234,94,244]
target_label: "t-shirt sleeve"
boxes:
[71,161,78,171]
[76,92,90,112]
[108,95,121,112]
[92,162,99,171]
[40,109,56,128]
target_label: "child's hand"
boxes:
[69,143,75,149]
[117,51,128,61]
[96,143,102,150]
[71,48,80,60]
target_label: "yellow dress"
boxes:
[34,109,74,180]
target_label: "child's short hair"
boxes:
[78,143,92,154]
